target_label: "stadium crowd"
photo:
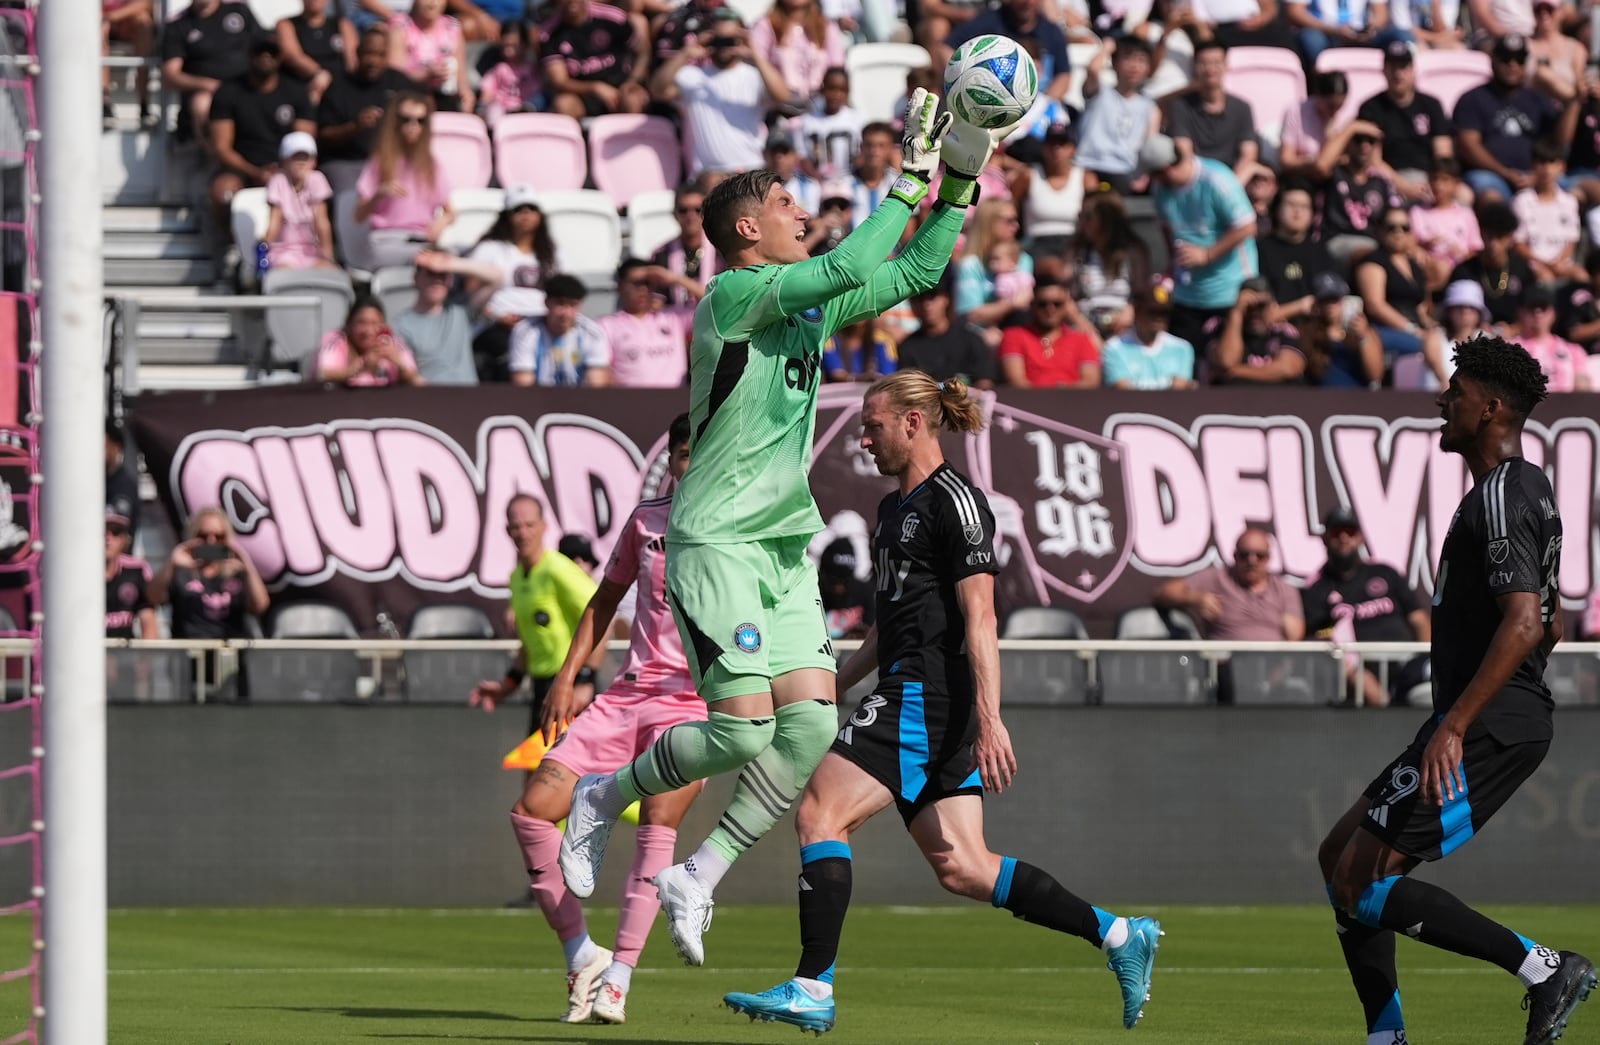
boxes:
[88,0,1600,697]
[135,0,1600,392]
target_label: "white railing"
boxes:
[5,637,1583,707]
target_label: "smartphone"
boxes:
[193,543,233,564]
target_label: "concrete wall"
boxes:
[6,705,1599,906]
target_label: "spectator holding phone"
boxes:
[149,507,271,642]
[315,297,425,385]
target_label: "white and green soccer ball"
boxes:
[942,35,1040,130]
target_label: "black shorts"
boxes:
[830,680,982,826]
[528,675,554,738]
[1360,715,1549,862]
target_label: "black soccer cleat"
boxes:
[1523,950,1597,1045]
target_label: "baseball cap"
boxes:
[1137,134,1179,174]
[1382,38,1416,64]
[1043,119,1076,144]
[105,507,131,530]
[557,533,597,568]
[819,538,857,579]
[820,178,853,205]
[1441,279,1490,321]
[503,184,540,211]
[1323,505,1361,531]
[1311,271,1349,301]
[1493,33,1530,60]
[279,131,318,160]
[765,128,796,153]
[1523,281,1558,309]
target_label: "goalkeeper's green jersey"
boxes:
[668,188,969,546]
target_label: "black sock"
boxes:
[794,842,852,983]
[1364,875,1528,975]
[995,857,1104,946]
[1335,909,1404,1034]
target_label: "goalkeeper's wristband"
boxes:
[505,664,526,686]
[887,172,929,208]
[937,173,982,208]
[575,666,598,686]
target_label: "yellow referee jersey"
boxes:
[508,550,596,679]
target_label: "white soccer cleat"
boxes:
[591,980,628,1024]
[654,863,715,966]
[558,945,612,1023]
[560,774,618,899]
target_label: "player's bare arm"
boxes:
[834,624,879,697]
[540,577,631,745]
[956,571,1015,794]
[1420,589,1544,806]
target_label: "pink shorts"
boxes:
[544,685,707,778]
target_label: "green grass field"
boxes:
[4,905,1598,1043]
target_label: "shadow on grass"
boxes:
[268,1006,524,1021]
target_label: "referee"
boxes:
[471,495,606,743]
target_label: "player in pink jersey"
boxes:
[508,413,707,1026]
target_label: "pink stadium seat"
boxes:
[1416,49,1491,115]
[1223,49,1307,145]
[493,113,588,193]
[429,111,493,190]
[1314,48,1386,109]
[588,114,683,210]
[1587,353,1600,390]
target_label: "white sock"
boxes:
[1518,945,1562,988]
[794,976,832,1000]
[588,774,629,818]
[1368,1030,1408,1045]
[563,933,596,973]
[1099,917,1130,952]
[684,843,733,890]
[603,960,633,992]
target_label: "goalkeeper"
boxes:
[560,89,1007,968]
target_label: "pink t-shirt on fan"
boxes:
[603,496,692,694]
[1410,203,1482,267]
[266,170,333,269]
[1519,333,1589,392]
[356,159,454,231]
[599,308,692,387]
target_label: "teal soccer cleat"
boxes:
[724,980,837,1035]
[1106,916,1163,1029]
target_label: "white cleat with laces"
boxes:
[654,863,715,966]
[558,945,612,1023]
[591,980,628,1024]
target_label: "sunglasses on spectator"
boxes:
[106,524,128,538]
[1325,525,1361,538]
[511,204,539,214]
[398,114,427,126]
[197,530,226,543]
[1235,549,1269,561]
[1384,222,1411,232]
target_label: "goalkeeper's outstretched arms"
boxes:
[706,89,954,340]
[827,116,1015,334]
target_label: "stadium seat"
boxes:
[248,601,363,703]
[1225,651,1342,705]
[588,114,683,210]
[429,111,494,190]
[438,186,505,253]
[846,43,933,123]
[1416,49,1491,114]
[401,604,504,703]
[1223,47,1307,147]
[627,188,680,259]
[725,0,775,26]
[1097,605,1208,705]
[1392,353,1435,391]
[332,189,375,273]
[1001,606,1088,639]
[1587,354,1600,389]
[537,189,624,279]
[261,266,355,371]
[492,113,588,193]
[370,266,418,321]
[230,187,270,288]
[1313,47,1385,109]
[248,0,304,24]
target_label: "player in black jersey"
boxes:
[1319,337,1594,1045]
[723,371,1162,1035]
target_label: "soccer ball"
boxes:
[943,35,1040,130]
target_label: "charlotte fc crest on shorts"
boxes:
[734,622,762,653]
